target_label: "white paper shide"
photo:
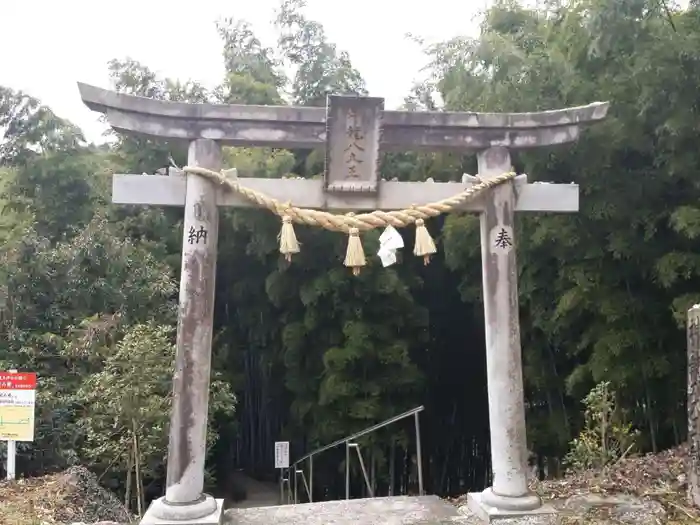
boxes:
[377,226,404,267]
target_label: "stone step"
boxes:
[223,495,480,525]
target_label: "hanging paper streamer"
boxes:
[377,225,404,267]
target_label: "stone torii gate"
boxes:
[78,82,608,524]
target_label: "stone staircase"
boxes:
[223,496,479,525]
[221,406,556,525]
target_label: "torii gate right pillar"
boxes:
[467,114,608,521]
[468,145,545,521]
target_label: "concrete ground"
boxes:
[224,495,474,525]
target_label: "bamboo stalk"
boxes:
[125,450,133,510]
[132,419,144,517]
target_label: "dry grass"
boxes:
[0,466,133,525]
[451,444,700,524]
[535,445,698,524]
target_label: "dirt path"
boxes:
[227,471,281,509]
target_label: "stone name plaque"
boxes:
[324,95,383,193]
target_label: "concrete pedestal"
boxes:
[466,492,556,524]
[140,496,224,525]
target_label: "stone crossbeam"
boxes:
[113,173,579,212]
[78,83,609,151]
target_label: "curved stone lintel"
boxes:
[104,108,324,149]
[78,82,320,122]
[78,82,609,149]
[102,107,588,150]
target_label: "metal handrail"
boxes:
[283,405,425,503]
[291,405,424,468]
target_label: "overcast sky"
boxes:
[1,0,690,144]
[0,0,493,143]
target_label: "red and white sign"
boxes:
[0,371,37,442]
[0,372,37,390]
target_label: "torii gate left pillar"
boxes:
[78,82,608,524]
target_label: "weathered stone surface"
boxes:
[69,522,122,525]
[324,95,382,193]
[77,83,609,150]
[222,496,573,525]
[139,138,223,525]
[559,494,667,524]
[466,492,555,524]
[64,491,671,525]
[688,305,700,507]
[111,174,580,213]
[474,148,546,516]
[223,496,469,525]
[163,139,221,510]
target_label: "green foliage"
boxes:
[4,150,106,242]
[0,87,84,165]
[564,382,638,472]
[419,0,700,456]
[216,18,286,105]
[74,321,234,511]
[0,212,179,472]
[275,0,367,105]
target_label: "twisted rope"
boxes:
[182,166,517,234]
[182,165,516,273]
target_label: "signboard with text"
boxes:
[274,441,289,469]
[0,372,36,442]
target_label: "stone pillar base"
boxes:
[466,490,556,524]
[140,495,224,525]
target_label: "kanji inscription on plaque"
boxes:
[324,95,383,193]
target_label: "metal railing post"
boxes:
[298,469,311,502]
[351,443,374,497]
[279,468,284,505]
[309,455,314,502]
[345,441,351,500]
[293,465,298,503]
[414,411,424,496]
[389,440,395,496]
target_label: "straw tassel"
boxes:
[344,227,366,276]
[278,215,300,262]
[413,218,437,265]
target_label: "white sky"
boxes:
[0,0,490,143]
[1,0,690,144]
